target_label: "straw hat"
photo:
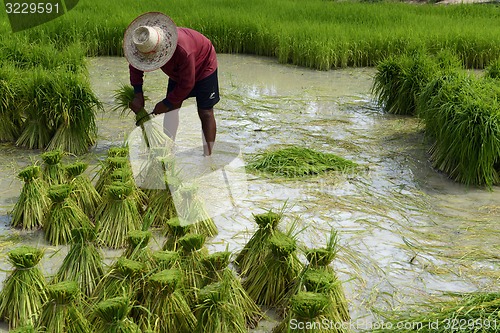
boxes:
[123,12,178,72]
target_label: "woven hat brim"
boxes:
[123,12,178,72]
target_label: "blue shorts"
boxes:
[167,69,220,109]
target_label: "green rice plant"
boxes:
[162,217,193,251]
[95,182,142,249]
[143,186,178,229]
[151,250,181,272]
[10,165,50,230]
[37,281,90,333]
[94,156,131,195]
[485,58,500,79]
[10,326,39,333]
[52,227,105,298]
[243,232,304,309]
[139,269,196,333]
[246,146,357,178]
[41,150,66,186]
[44,184,93,246]
[93,297,141,333]
[0,246,47,329]
[109,168,148,214]
[122,230,154,269]
[178,233,209,306]
[194,281,247,333]
[0,64,22,142]
[65,162,102,217]
[235,209,284,276]
[272,292,333,333]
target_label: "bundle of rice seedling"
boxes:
[194,281,247,333]
[0,64,22,142]
[173,183,217,237]
[94,156,131,195]
[135,147,175,194]
[37,281,90,333]
[203,251,264,328]
[44,184,93,246]
[53,227,105,298]
[41,150,65,186]
[139,269,196,333]
[93,297,141,333]
[122,230,153,268]
[65,162,101,217]
[151,250,181,272]
[10,165,50,230]
[109,168,147,213]
[178,233,209,306]
[143,186,178,229]
[235,210,283,276]
[95,182,142,249]
[162,217,192,251]
[272,292,332,333]
[0,246,47,329]
[107,146,130,158]
[243,232,303,309]
[246,146,357,178]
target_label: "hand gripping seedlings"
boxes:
[93,296,141,333]
[65,162,102,217]
[178,233,209,307]
[10,165,50,230]
[41,150,66,186]
[162,217,192,251]
[44,184,93,246]
[0,246,47,329]
[53,227,105,298]
[37,281,91,333]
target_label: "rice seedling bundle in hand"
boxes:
[243,232,303,309]
[246,146,357,178]
[194,281,247,333]
[236,210,283,276]
[53,227,105,298]
[0,246,47,329]
[65,162,101,217]
[122,230,153,268]
[41,150,65,186]
[162,217,192,251]
[44,184,93,246]
[37,280,90,333]
[272,292,332,333]
[95,182,142,249]
[0,64,22,142]
[93,296,141,333]
[140,269,196,333]
[174,183,217,237]
[178,233,209,306]
[10,165,50,230]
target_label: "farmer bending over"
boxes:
[123,12,219,156]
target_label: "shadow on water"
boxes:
[0,54,498,332]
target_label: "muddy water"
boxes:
[0,54,499,332]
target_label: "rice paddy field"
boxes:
[1,0,500,332]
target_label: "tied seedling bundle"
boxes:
[0,246,47,329]
[53,227,105,298]
[95,182,142,249]
[65,162,101,217]
[203,251,264,329]
[151,250,181,273]
[41,150,65,186]
[109,168,147,213]
[243,232,303,309]
[162,217,192,251]
[178,233,209,306]
[94,156,131,195]
[10,165,49,230]
[139,269,196,333]
[93,296,141,333]
[246,146,357,178]
[122,230,153,268]
[0,64,22,142]
[44,184,93,246]
[37,281,90,333]
[236,210,283,276]
[194,281,247,333]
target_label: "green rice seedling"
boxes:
[95,182,142,249]
[178,233,209,306]
[243,232,304,309]
[235,209,284,276]
[122,230,153,268]
[10,165,50,230]
[53,227,105,298]
[173,183,217,237]
[143,186,178,229]
[37,281,90,333]
[272,292,332,333]
[93,297,141,333]
[485,58,500,79]
[107,146,130,158]
[151,250,181,272]
[109,168,148,214]
[162,217,192,251]
[0,246,47,329]
[41,150,65,186]
[139,269,196,333]
[194,281,247,333]
[94,156,131,195]
[246,146,357,178]
[10,326,39,333]
[0,64,22,142]
[44,184,93,246]
[65,162,102,217]
[203,251,264,329]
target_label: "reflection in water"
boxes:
[0,54,498,332]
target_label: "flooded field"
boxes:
[0,54,499,332]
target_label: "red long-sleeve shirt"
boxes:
[129,27,218,106]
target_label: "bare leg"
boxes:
[163,108,180,140]
[198,108,216,156]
